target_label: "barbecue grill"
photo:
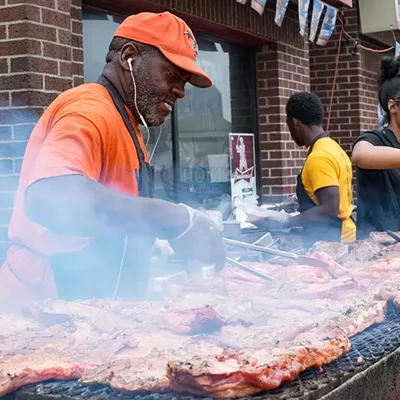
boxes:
[7,303,400,400]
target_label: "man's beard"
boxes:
[126,68,166,127]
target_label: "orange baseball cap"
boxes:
[113,12,212,88]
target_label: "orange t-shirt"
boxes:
[0,83,148,311]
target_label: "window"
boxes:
[82,8,258,209]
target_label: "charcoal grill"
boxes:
[7,302,400,400]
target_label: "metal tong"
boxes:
[387,231,400,243]
[226,257,275,282]
[224,238,335,277]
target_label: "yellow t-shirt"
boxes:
[301,137,356,243]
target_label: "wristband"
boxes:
[169,204,197,241]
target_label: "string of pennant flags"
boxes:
[236,0,338,46]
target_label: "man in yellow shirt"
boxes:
[254,92,356,247]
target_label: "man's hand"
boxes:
[278,195,299,213]
[248,214,291,231]
[169,207,226,271]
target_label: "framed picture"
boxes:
[229,133,257,205]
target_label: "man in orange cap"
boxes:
[0,12,226,312]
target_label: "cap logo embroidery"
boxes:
[184,30,198,55]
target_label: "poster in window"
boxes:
[229,133,257,204]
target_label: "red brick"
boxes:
[261,177,283,186]
[0,39,41,56]
[60,61,72,76]
[73,76,84,87]
[72,20,82,35]
[12,90,58,107]
[45,76,72,92]
[0,59,8,74]
[43,42,71,60]
[0,25,6,40]
[0,4,40,23]
[58,28,71,45]
[72,48,83,62]
[8,0,56,7]
[11,57,58,74]
[41,9,70,30]
[0,92,10,107]
[0,74,43,90]
[57,0,70,11]
[72,33,82,48]
[70,5,81,20]
[9,22,57,42]
[72,62,83,76]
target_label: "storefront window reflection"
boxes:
[82,8,256,208]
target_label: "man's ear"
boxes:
[119,42,140,72]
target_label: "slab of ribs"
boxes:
[2,231,400,398]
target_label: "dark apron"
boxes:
[296,133,342,248]
[51,75,155,301]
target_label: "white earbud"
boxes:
[126,56,164,159]
[127,57,149,143]
[128,57,133,72]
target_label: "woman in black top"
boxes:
[353,56,400,239]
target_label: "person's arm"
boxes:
[251,154,342,231]
[352,141,400,170]
[25,175,189,240]
[24,111,188,240]
[286,186,339,228]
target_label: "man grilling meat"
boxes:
[0,12,226,312]
[251,92,356,248]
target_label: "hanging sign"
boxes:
[251,0,267,15]
[298,0,311,37]
[274,0,289,27]
[309,0,325,42]
[229,133,257,204]
[317,5,338,46]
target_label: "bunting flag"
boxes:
[298,0,311,37]
[251,0,267,15]
[309,0,325,42]
[274,0,289,27]
[234,0,339,46]
[396,42,400,58]
[317,5,338,46]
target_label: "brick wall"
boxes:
[0,0,83,262]
[309,4,389,201]
[257,40,310,203]
[310,6,387,155]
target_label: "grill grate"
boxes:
[12,303,400,400]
